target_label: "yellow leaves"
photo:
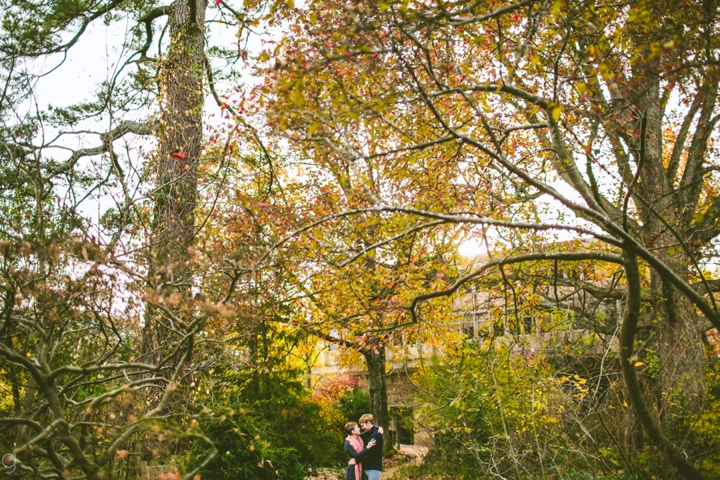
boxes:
[530,54,540,66]
[548,103,562,122]
[307,121,321,135]
[575,82,586,95]
[634,361,644,367]
[627,5,651,24]
[257,51,270,63]
[289,78,306,107]
[598,62,614,80]
[551,0,562,17]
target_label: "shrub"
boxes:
[337,387,371,425]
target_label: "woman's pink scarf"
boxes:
[346,434,365,480]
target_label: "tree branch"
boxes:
[52,120,157,175]
[408,251,624,323]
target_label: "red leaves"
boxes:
[172,152,186,160]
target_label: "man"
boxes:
[358,413,383,480]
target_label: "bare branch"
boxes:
[52,120,157,175]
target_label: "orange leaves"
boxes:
[204,301,233,317]
[166,292,182,307]
[142,288,232,318]
[141,290,161,305]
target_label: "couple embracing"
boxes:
[343,414,384,480]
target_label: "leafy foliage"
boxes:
[337,387,371,426]
[187,322,345,480]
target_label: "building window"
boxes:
[522,316,534,335]
[462,323,475,339]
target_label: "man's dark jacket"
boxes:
[359,425,383,472]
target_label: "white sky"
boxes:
[20,15,244,236]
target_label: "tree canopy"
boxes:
[259,0,720,478]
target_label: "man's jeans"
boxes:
[365,470,381,480]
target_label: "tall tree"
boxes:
[141,0,207,368]
[0,0,286,477]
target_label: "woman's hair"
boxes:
[344,422,358,434]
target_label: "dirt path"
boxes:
[305,445,429,480]
[383,445,429,479]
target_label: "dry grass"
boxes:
[305,467,344,480]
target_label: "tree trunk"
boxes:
[362,345,389,433]
[620,250,706,480]
[139,0,205,463]
[142,0,206,361]
[629,56,709,456]
[649,253,707,429]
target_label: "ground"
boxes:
[305,445,429,480]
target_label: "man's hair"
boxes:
[359,414,374,425]
[344,422,358,434]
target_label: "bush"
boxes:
[413,341,603,478]
[337,387,370,425]
[187,337,346,479]
[191,408,308,480]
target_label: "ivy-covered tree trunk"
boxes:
[142,0,207,362]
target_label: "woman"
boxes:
[344,421,376,480]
